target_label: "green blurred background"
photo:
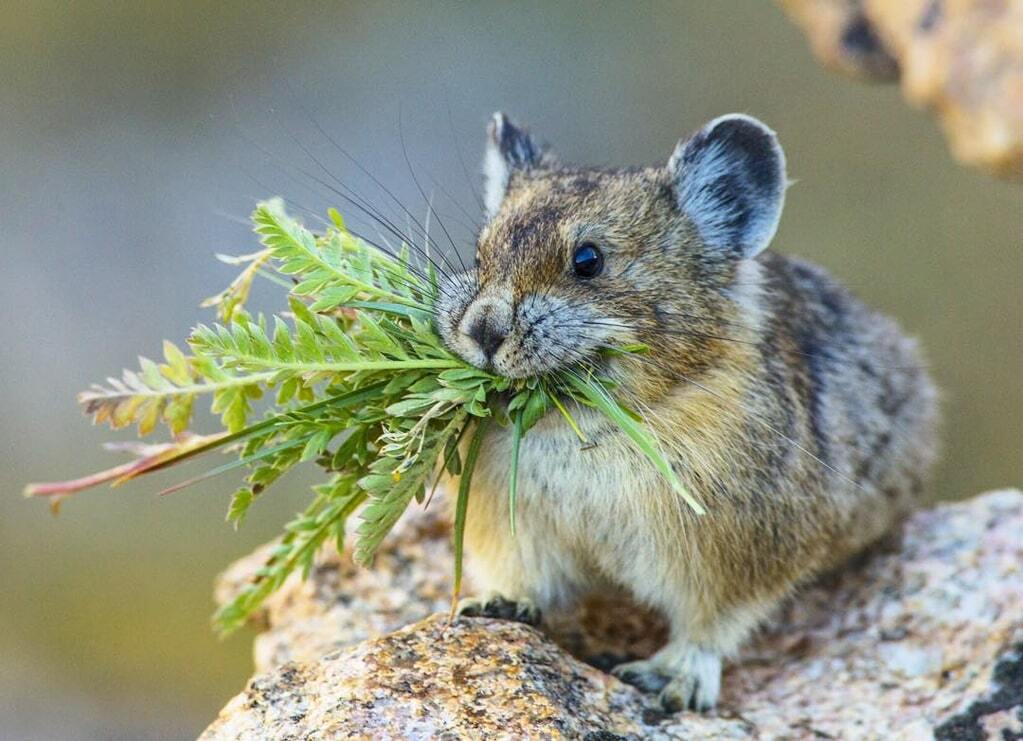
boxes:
[1,2,1019,738]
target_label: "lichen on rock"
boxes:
[203,490,1023,739]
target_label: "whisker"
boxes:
[244,153,454,304]
[264,110,459,289]
[397,107,469,277]
[600,348,866,493]
[529,297,867,493]
[424,170,482,235]
[276,82,464,282]
[580,317,926,373]
[443,91,486,214]
[231,109,436,277]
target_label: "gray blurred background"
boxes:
[1,2,1020,738]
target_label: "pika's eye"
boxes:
[572,242,604,279]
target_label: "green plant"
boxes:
[25,198,701,635]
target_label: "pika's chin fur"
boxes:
[439,111,939,713]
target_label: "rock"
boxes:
[213,512,457,672]
[777,0,900,81]
[203,616,751,740]
[780,0,1023,179]
[203,490,1023,738]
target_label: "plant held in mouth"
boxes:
[25,198,700,635]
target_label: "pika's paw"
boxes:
[658,668,719,714]
[612,646,721,713]
[611,658,672,693]
[455,593,541,626]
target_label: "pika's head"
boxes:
[435,112,787,383]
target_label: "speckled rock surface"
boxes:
[213,511,458,673]
[780,0,1023,179]
[204,490,1023,739]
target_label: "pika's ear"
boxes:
[669,114,787,259]
[482,112,551,219]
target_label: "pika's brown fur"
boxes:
[436,112,939,712]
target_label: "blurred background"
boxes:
[1,2,1020,738]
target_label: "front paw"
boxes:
[456,593,541,626]
[658,669,719,714]
[611,658,672,693]
[612,647,721,713]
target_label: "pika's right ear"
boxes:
[482,112,550,219]
[669,114,787,259]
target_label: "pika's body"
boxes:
[437,113,938,711]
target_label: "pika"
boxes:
[435,112,939,712]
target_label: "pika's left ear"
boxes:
[669,114,787,259]
[482,112,552,219]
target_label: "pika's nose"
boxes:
[467,315,507,360]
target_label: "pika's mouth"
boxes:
[436,274,630,381]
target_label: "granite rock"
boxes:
[780,0,1023,178]
[204,490,1023,739]
[777,0,900,81]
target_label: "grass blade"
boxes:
[547,389,587,443]
[449,417,489,618]
[508,411,523,537]
[564,373,705,515]
[156,434,314,496]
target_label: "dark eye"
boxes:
[572,242,604,279]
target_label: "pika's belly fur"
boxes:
[466,408,668,611]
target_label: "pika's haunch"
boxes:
[436,112,939,712]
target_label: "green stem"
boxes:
[220,357,464,374]
[215,488,368,635]
[125,381,393,478]
[80,372,276,404]
[331,271,424,309]
[156,434,314,496]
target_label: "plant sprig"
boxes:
[25,197,700,635]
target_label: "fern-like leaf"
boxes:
[78,341,273,435]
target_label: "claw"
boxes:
[612,646,721,713]
[456,593,541,626]
[611,659,672,693]
[659,673,715,713]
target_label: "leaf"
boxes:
[346,300,433,322]
[521,388,550,433]
[78,349,274,436]
[31,197,709,638]
[201,249,273,322]
[226,487,254,526]
[214,482,366,635]
[252,199,425,310]
[352,471,426,566]
[442,433,462,477]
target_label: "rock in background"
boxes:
[202,490,1023,739]
[779,0,1023,179]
